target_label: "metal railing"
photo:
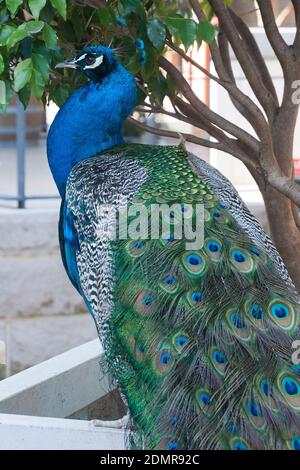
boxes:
[0,98,59,209]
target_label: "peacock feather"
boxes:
[62,143,300,450]
[47,45,300,450]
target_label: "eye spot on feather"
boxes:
[157,438,180,450]
[210,349,228,376]
[195,387,214,416]
[205,237,223,262]
[182,252,207,276]
[290,435,300,450]
[230,438,250,451]
[160,274,178,294]
[283,377,299,396]
[172,332,189,353]
[248,246,261,257]
[267,299,295,331]
[226,423,240,436]
[135,341,147,362]
[245,399,266,430]
[211,208,232,224]
[226,309,252,341]
[126,240,147,257]
[256,376,277,411]
[134,290,157,316]
[249,303,264,320]
[272,304,288,319]
[160,231,180,249]
[229,247,254,274]
[230,312,246,329]
[154,345,175,375]
[277,372,300,409]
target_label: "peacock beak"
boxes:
[55,58,78,69]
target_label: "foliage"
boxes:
[0,0,218,110]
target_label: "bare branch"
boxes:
[175,96,260,168]
[127,117,225,150]
[188,0,206,21]
[216,30,274,134]
[266,171,300,207]
[208,0,277,119]
[292,0,300,54]
[158,56,260,152]
[173,96,230,143]
[256,0,292,66]
[136,104,216,132]
[189,0,276,128]
[229,8,278,105]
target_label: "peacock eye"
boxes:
[85,54,96,65]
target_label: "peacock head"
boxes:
[55,45,119,82]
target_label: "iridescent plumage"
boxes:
[48,46,300,450]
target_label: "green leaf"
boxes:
[0,80,7,105]
[0,80,13,112]
[6,29,28,49]
[141,45,158,80]
[53,83,70,106]
[149,72,167,105]
[163,17,197,51]
[50,0,67,20]
[136,86,147,106]
[121,0,141,16]
[147,18,166,51]
[42,23,57,49]
[22,20,45,34]
[97,6,114,27]
[200,0,214,21]
[31,53,49,82]
[126,54,141,75]
[31,68,44,99]
[18,83,31,108]
[28,0,47,19]
[7,20,45,48]
[0,25,16,46]
[14,58,33,92]
[197,20,216,44]
[0,53,4,75]
[5,0,23,16]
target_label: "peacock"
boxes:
[47,45,300,450]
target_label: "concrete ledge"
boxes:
[0,340,110,418]
[0,413,125,450]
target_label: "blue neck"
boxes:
[47,63,136,196]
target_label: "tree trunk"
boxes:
[259,112,300,292]
[261,186,300,292]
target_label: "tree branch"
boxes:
[216,30,274,135]
[190,0,275,131]
[208,0,277,120]
[127,117,225,150]
[256,0,292,67]
[158,55,260,152]
[188,0,206,21]
[292,0,300,54]
[229,8,278,105]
